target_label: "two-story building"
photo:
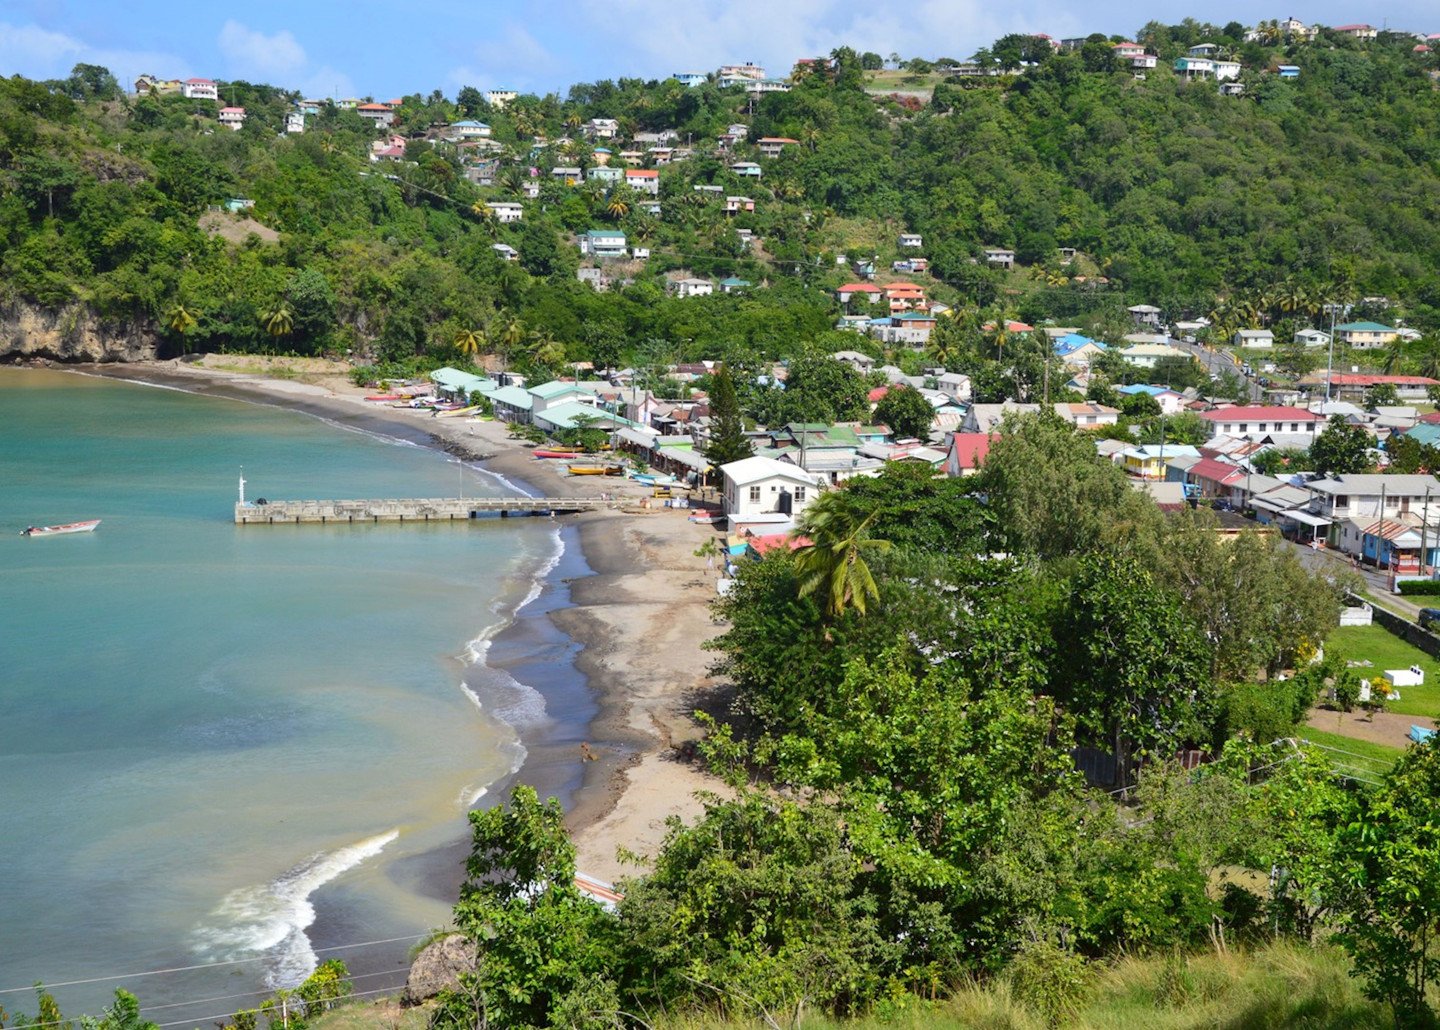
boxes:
[218,106,246,130]
[486,201,523,224]
[181,78,218,100]
[580,229,627,259]
[484,89,517,108]
[757,137,798,158]
[1334,321,1399,349]
[624,169,659,194]
[1199,405,1321,442]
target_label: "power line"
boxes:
[13,984,414,1030]
[136,967,415,1016]
[0,933,433,996]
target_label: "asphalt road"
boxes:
[1174,339,1264,401]
[1287,539,1423,620]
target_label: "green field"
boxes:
[1297,726,1402,780]
[1328,625,1440,720]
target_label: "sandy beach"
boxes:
[60,354,728,884]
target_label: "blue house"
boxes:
[673,72,707,87]
[1278,65,1300,79]
[1053,333,1109,364]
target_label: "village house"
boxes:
[618,150,645,166]
[585,165,624,187]
[1309,373,1440,403]
[285,112,305,133]
[1053,333,1109,367]
[730,161,763,178]
[747,78,792,94]
[1174,57,1216,79]
[1121,443,1202,479]
[1278,65,1301,79]
[580,229,627,259]
[962,402,1041,434]
[1128,303,1163,327]
[181,78,218,100]
[218,107,246,130]
[449,120,492,139]
[1117,384,1188,415]
[1119,341,1190,367]
[672,72,707,87]
[1054,402,1120,429]
[1233,328,1275,349]
[1295,328,1331,348]
[1199,405,1321,442]
[944,433,995,476]
[868,312,936,346]
[584,118,619,140]
[668,278,714,298]
[836,283,882,305]
[1334,23,1378,39]
[551,166,582,185]
[1334,321,1399,349]
[1131,53,1159,69]
[484,89,517,108]
[721,456,816,530]
[898,232,924,249]
[1213,60,1241,81]
[624,169,659,194]
[720,277,751,294]
[491,243,519,262]
[1114,42,1147,58]
[716,63,767,87]
[724,195,755,215]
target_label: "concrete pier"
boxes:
[234,496,626,524]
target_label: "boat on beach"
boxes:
[22,519,101,537]
[434,405,479,418]
[568,464,623,476]
[533,448,584,459]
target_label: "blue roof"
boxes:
[452,120,490,128]
[1054,333,1107,356]
[1402,424,1440,447]
[1118,384,1166,396]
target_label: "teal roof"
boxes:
[585,229,626,240]
[530,380,592,400]
[1402,424,1440,447]
[1336,321,1395,332]
[535,401,640,431]
[489,385,533,410]
[430,367,494,394]
[720,277,751,287]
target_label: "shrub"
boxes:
[1396,579,1440,596]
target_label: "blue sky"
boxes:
[2,1,1436,99]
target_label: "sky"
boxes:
[2,1,1437,100]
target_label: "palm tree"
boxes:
[1412,335,1440,380]
[793,495,892,619]
[564,112,582,135]
[165,302,198,336]
[606,195,630,221]
[453,327,483,360]
[499,166,527,195]
[1381,336,1409,374]
[262,303,294,339]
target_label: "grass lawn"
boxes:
[1329,624,1440,719]
[1296,726,1401,777]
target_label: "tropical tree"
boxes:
[164,302,198,336]
[261,303,293,339]
[605,194,630,221]
[453,327,484,360]
[793,492,892,618]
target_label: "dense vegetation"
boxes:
[5,22,1440,395]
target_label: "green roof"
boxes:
[534,401,640,431]
[585,229,625,239]
[430,367,494,394]
[1403,424,1440,447]
[530,380,592,400]
[489,385,533,410]
[1336,321,1395,332]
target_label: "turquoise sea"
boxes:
[0,369,564,1019]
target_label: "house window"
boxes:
[1239,424,1248,432]
[1290,423,1298,432]
[748,485,761,503]
[795,487,806,502]
[1335,496,1349,510]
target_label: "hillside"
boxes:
[3,24,1440,383]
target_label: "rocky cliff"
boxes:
[0,302,162,362]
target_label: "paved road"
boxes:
[1287,539,1423,620]
[1174,339,1265,401]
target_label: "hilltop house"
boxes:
[1334,23,1377,39]
[218,107,246,130]
[486,201,523,224]
[484,89,517,108]
[672,72,707,87]
[181,78,218,100]
[356,103,395,128]
[898,233,924,249]
[580,229,627,259]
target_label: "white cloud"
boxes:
[448,22,566,93]
[0,20,190,82]
[298,66,357,102]
[217,19,307,81]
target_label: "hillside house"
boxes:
[285,112,305,133]
[757,137,798,158]
[585,166,623,187]
[898,233,923,249]
[963,402,1040,433]
[182,78,218,100]
[485,89,517,108]
[491,243,519,262]
[1054,333,1109,367]
[837,283,882,304]
[1320,374,1440,402]
[357,103,395,128]
[1295,328,1330,348]
[1213,60,1241,81]
[1128,304,1162,326]
[218,107,246,130]
[1117,384,1188,415]
[869,312,936,346]
[720,277,751,294]
[580,229,627,259]
[730,161,763,178]
[1335,321,1399,349]
[624,169,659,194]
[724,195,755,215]
[486,201,523,223]
[551,166,582,185]
[983,247,1015,269]
[944,433,995,477]
[450,120,491,138]
[1114,42,1147,58]
[892,258,928,273]
[1334,23,1377,39]
[747,78,792,94]
[672,72,707,87]
[1220,82,1247,96]
[1055,402,1120,429]
[1278,65,1300,79]
[1131,53,1159,69]
[716,63,767,86]
[584,118,619,139]
[1175,57,1216,79]
[668,278,714,298]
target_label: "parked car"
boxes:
[1419,608,1440,632]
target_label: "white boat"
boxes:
[21,519,101,537]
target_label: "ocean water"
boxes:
[0,369,562,1020]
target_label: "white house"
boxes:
[898,233,923,249]
[181,78,218,100]
[624,169,660,194]
[1295,328,1331,349]
[668,278,714,298]
[1233,328,1275,349]
[720,456,817,525]
[486,201,523,223]
[584,118,619,139]
[450,120,492,139]
[285,111,305,133]
[218,106,246,130]
[1213,60,1241,81]
[484,89,517,108]
[356,103,396,128]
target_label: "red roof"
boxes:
[837,282,882,293]
[1334,24,1372,31]
[748,532,811,555]
[758,137,799,143]
[867,386,891,403]
[982,320,1034,332]
[884,282,925,294]
[627,169,658,177]
[358,103,390,111]
[1421,411,1440,425]
[1189,458,1246,485]
[947,433,995,470]
[1328,373,1440,387]
[185,78,215,84]
[1199,405,1319,422]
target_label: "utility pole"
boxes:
[1423,486,1432,577]
[1325,303,1338,402]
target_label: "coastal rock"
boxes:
[0,301,162,363]
[403,933,478,1005]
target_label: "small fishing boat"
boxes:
[534,448,582,459]
[688,511,722,524]
[568,464,623,476]
[364,393,401,402]
[434,405,479,418]
[22,519,101,537]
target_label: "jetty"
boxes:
[235,496,626,524]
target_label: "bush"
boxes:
[1218,681,1309,744]
[1396,579,1440,596]
[1007,936,1090,1024]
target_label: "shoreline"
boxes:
[52,357,725,886]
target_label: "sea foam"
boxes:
[192,829,399,988]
